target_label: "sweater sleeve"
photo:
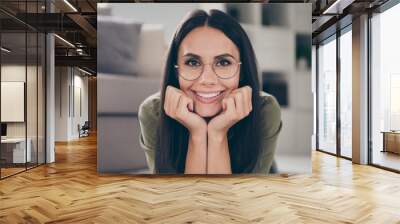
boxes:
[252,92,282,174]
[138,92,161,173]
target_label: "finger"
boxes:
[240,90,249,115]
[231,88,240,94]
[174,92,183,114]
[169,89,182,118]
[188,100,194,112]
[176,94,187,118]
[164,86,172,114]
[225,97,236,118]
[247,86,252,111]
[181,94,194,112]
[179,95,192,114]
[233,86,252,112]
[243,87,252,113]
[171,86,191,111]
[222,99,227,111]
[234,91,245,117]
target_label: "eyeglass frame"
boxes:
[174,58,242,81]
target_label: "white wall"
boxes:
[1,64,26,81]
[1,65,36,138]
[55,66,69,141]
[72,73,89,138]
[55,67,89,141]
[1,63,46,164]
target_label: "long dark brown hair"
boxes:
[156,9,262,174]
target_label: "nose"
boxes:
[198,64,218,85]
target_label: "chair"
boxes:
[79,121,90,138]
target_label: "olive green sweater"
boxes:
[138,91,282,174]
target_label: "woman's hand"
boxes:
[208,86,253,139]
[206,86,252,174]
[164,86,208,174]
[164,86,207,137]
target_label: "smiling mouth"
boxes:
[192,91,224,104]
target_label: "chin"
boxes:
[195,105,221,118]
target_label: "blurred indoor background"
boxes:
[97,3,312,174]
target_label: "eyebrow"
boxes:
[182,53,236,59]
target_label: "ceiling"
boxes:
[0,0,394,73]
[1,0,97,73]
[310,0,390,43]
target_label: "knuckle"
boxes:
[181,94,188,102]
[235,114,242,121]
[163,102,169,111]
[165,110,173,118]
[171,110,177,118]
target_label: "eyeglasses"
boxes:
[174,56,241,81]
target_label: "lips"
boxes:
[192,90,224,104]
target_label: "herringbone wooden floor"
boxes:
[1,134,400,224]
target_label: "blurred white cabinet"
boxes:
[1,138,32,163]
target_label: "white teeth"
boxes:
[195,91,221,98]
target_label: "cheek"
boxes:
[178,79,193,94]
[178,79,198,103]
[223,77,240,92]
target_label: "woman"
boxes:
[138,9,282,174]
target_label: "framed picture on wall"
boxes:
[1,81,25,122]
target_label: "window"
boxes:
[339,28,352,158]
[0,1,47,179]
[317,36,337,154]
[370,2,400,171]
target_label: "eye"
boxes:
[216,58,232,67]
[184,58,201,67]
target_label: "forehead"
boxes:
[178,26,240,59]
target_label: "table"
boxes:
[1,138,32,164]
[381,131,400,154]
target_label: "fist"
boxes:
[208,86,253,136]
[164,86,207,135]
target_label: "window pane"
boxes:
[340,29,352,158]
[1,23,28,177]
[38,32,45,165]
[318,37,337,154]
[27,31,38,169]
[26,0,40,170]
[371,3,400,171]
